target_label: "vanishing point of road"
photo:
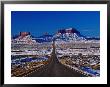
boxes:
[27,41,86,77]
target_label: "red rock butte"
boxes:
[20,32,30,37]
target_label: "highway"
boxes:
[27,41,86,77]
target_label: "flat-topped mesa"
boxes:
[20,32,30,37]
[55,28,86,41]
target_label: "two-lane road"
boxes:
[28,41,86,77]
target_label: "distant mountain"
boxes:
[34,34,53,43]
[12,28,100,43]
[54,28,86,41]
[12,32,53,43]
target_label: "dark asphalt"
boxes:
[27,41,86,77]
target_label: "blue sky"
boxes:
[11,11,100,37]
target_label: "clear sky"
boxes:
[11,11,100,37]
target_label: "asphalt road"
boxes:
[27,41,86,77]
